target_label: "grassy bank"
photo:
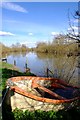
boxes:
[1,61,35,120]
[0,62,35,90]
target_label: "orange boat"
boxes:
[6,76,80,104]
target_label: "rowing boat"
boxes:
[7,76,80,104]
[6,76,80,111]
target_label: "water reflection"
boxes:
[37,53,79,84]
[6,52,79,86]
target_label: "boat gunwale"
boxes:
[7,76,80,104]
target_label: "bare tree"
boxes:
[67,2,80,43]
[66,2,80,61]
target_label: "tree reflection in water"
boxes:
[37,53,79,86]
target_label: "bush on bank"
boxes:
[13,108,80,120]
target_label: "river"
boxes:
[6,52,79,86]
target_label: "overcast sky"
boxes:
[0,1,78,47]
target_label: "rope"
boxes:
[0,86,10,107]
[0,79,15,107]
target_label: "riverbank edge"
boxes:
[0,61,35,89]
[1,61,35,119]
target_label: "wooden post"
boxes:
[46,68,49,77]
[14,60,16,66]
[25,58,28,70]
[46,68,54,77]
[6,59,7,63]
[6,54,7,62]
[25,63,27,69]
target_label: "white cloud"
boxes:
[28,32,33,36]
[20,41,36,48]
[0,2,27,13]
[67,28,71,31]
[74,19,78,23]
[0,31,15,36]
[75,32,78,35]
[68,26,78,31]
[72,26,78,30]
[74,19,80,23]
[51,32,59,36]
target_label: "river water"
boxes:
[6,52,79,86]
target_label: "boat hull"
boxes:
[6,76,80,111]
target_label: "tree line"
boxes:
[0,35,78,56]
[0,42,29,54]
[34,34,78,56]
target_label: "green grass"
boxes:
[0,61,35,92]
[1,62,36,120]
[1,62,18,70]
[2,107,80,120]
